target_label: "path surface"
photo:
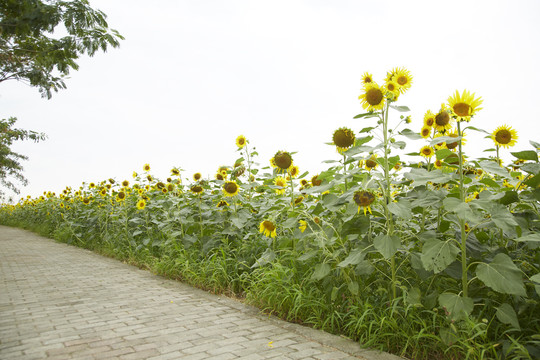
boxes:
[0,226,402,360]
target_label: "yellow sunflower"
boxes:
[447,89,483,122]
[116,191,126,202]
[434,104,453,133]
[171,168,180,176]
[361,72,373,84]
[289,165,300,178]
[143,163,151,172]
[274,176,288,195]
[122,180,129,187]
[387,67,413,93]
[420,145,434,158]
[298,220,307,233]
[236,135,247,148]
[365,154,378,171]
[215,173,224,181]
[420,126,432,139]
[193,172,202,181]
[353,190,376,215]
[384,80,400,100]
[259,220,277,238]
[273,151,293,172]
[311,175,322,186]
[433,159,443,169]
[333,127,356,153]
[423,110,435,128]
[359,82,385,111]
[444,129,465,151]
[222,181,239,197]
[492,125,518,148]
[136,199,146,210]
[216,200,229,208]
[190,185,204,195]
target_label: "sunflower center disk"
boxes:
[354,191,375,207]
[333,130,355,148]
[274,153,292,170]
[435,112,450,126]
[453,103,471,117]
[366,88,383,106]
[496,130,511,144]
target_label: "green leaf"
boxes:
[479,160,510,178]
[404,287,422,306]
[463,125,489,134]
[356,135,374,146]
[525,173,540,188]
[513,233,540,249]
[438,293,474,321]
[529,140,540,149]
[421,238,460,274]
[388,199,412,220]
[373,234,401,259]
[311,263,332,281]
[476,253,526,296]
[251,248,276,268]
[479,178,500,188]
[390,105,410,112]
[338,248,366,267]
[430,136,463,146]
[399,128,423,140]
[348,281,359,296]
[530,273,540,296]
[521,163,540,174]
[511,150,538,162]
[353,112,379,119]
[404,168,453,187]
[360,126,376,133]
[489,203,519,233]
[435,149,453,160]
[443,197,470,214]
[496,303,521,330]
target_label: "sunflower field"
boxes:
[2,68,540,360]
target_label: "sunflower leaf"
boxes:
[464,125,490,134]
[438,293,473,321]
[479,160,510,178]
[525,173,540,188]
[531,273,540,296]
[421,238,460,274]
[399,128,423,140]
[476,253,526,296]
[436,149,453,160]
[429,136,462,146]
[511,151,538,162]
[373,234,401,259]
[390,105,410,112]
[496,303,521,330]
[353,112,380,119]
[311,263,332,281]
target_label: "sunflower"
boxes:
[424,110,435,128]
[216,200,229,208]
[143,163,151,172]
[420,145,434,158]
[274,176,288,195]
[365,154,378,171]
[445,129,464,151]
[136,199,146,210]
[434,104,453,133]
[353,190,376,215]
[289,165,300,178]
[116,191,126,202]
[190,185,204,195]
[492,125,518,148]
[147,175,153,182]
[132,171,138,178]
[333,127,356,153]
[311,175,322,186]
[384,80,401,100]
[273,151,293,172]
[82,197,91,205]
[433,159,443,169]
[99,188,107,196]
[388,67,413,93]
[420,126,432,139]
[223,181,239,197]
[361,72,373,84]
[171,168,180,176]
[89,182,96,189]
[215,173,224,180]
[259,220,277,238]
[220,169,228,179]
[236,135,247,148]
[193,173,202,181]
[359,82,385,111]
[294,196,304,205]
[122,180,129,187]
[298,220,307,233]
[447,90,483,122]
[300,179,309,189]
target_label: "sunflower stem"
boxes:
[457,121,468,298]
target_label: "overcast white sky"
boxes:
[2,0,540,200]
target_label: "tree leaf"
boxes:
[438,293,474,321]
[373,234,401,259]
[496,303,521,330]
[421,238,460,274]
[476,253,526,296]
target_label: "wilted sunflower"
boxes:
[215,173,224,181]
[447,90,483,122]
[300,179,309,188]
[424,110,435,128]
[333,127,356,153]
[259,220,277,238]
[420,126,432,139]
[420,145,434,158]
[359,82,385,111]
[193,173,202,181]
[274,176,288,195]
[311,175,322,186]
[223,181,239,197]
[434,104,453,133]
[171,168,180,176]
[190,185,203,195]
[365,154,378,171]
[353,190,376,215]
[216,200,229,208]
[136,199,146,210]
[298,220,307,233]
[236,135,247,148]
[273,151,293,172]
[143,164,151,172]
[492,125,518,148]
[361,72,373,84]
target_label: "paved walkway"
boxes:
[0,226,402,360]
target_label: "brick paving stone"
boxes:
[0,226,403,360]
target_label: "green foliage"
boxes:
[0,0,124,98]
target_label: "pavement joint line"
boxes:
[0,226,405,360]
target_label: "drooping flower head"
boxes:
[171,168,181,176]
[190,185,203,195]
[447,90,483,122]
[273,151,293,172]
[492,125,518,148]
[193,172,202,181]
[359,82,385,111]
[434,104,453,133]
[332,127,356,153]
[353,190,376,215]
[311,174,322,186]
[222,181,239,197]
[259,220,277,238]
[365,154,378,171]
